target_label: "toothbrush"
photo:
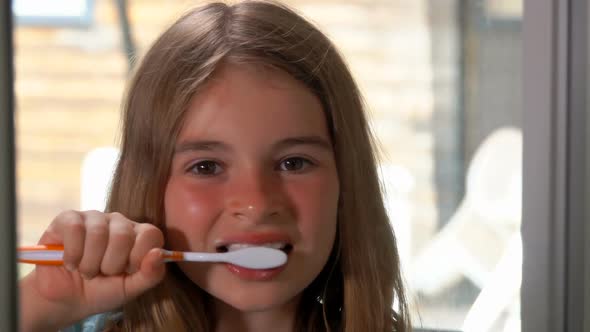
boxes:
[18,244,287,269]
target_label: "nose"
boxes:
[224,168,287,223]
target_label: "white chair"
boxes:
[461,232,522,332]
[409,127,522,298]
[80,147,120,211]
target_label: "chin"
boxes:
[212,282,301,312]
[180,264,303,312]
[221,295,289,312]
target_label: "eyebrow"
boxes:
[174,141,231,153]
[174,136,332,154]
[272,135,333,151]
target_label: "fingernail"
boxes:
[64,263,76,272]
[80,273,91,280]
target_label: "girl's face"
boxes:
[164,63,339,315]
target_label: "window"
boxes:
[7,1,589,331]
[12,0,94,27]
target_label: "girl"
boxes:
[19,1,411,331]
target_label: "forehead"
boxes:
[179,63,329,140]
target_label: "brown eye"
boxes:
[279,157,313,172]
[189,160,222,176]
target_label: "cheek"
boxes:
[164,178,222,250]
[291,173,339,241]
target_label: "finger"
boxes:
[77,211,109,279]
[123,248,166,300]
[100,216,135,276]
[42,210,86,271]
[127,223,164,274]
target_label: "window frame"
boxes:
[0,0,17,331]
[522,0,589,331]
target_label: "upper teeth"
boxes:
[226,242,286,251]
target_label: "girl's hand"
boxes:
[19,210,166,331]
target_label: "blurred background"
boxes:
[12,0,522,331]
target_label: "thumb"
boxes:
[123,248,166,300]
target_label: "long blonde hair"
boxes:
[106,1,410,331]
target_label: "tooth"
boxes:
[263,242,286,249]
[226,242,286,251]
[226,244,254,252]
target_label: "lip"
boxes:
[215,231,292,280]
[225,263,286,281]
[214,231,292,281]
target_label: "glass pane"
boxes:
[15,1,128,277]
[15,1,522,331]
[298,1,523,330]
